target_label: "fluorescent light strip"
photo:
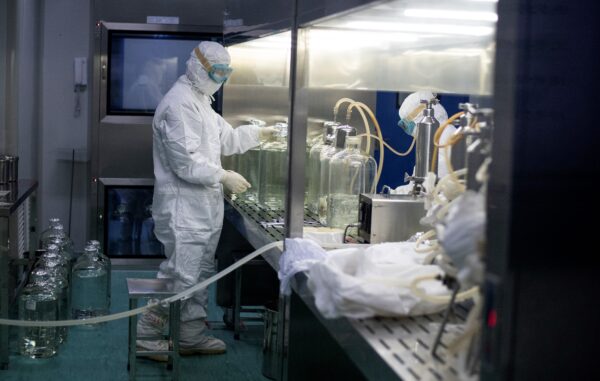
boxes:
[404,9,498,22]
[346,21,494,37]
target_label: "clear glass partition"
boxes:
[303,0,497,95]
[222,31,293,238]
[299,0,497,237]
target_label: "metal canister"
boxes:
[0,155,19,183]
[414,101,440,181]
[0,155,10,184]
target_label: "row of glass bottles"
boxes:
[224,119,376,229]
[18,218,111,358]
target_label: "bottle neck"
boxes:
[344,143,360,152]
[84,248,98,258]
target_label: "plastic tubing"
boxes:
[430,111,464,174]
[333,97,373,154]
[347,102,385,192]
[357,133,416,157]
[350,102,373,154]
[414,229,438,254]
[409,274,480,304]
[432,168,467,205]
[333,98,356,122]
[0,241,284,327]
[405,104,427,124]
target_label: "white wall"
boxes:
[39,0,91,248]
[1,0,18,156]
[16,0,42,180]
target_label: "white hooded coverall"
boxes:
[151,42,260,327]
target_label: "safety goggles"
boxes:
[194,47,233,84]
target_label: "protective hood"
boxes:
[186,41,231,97]
[399,90,448,124]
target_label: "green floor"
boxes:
[3,270,270,381]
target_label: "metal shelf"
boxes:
[352,305,476,381]
[224,197,477,381]
[225,196,322,242]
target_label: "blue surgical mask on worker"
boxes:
[194,47,233,84]
[398,118,416,136]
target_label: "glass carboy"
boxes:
[258,122,288,210]
[327,136,377,229]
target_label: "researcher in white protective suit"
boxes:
[137,41,276,358]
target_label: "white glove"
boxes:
[220,170,251,194]
[259,126,279,140]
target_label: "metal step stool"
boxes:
[127,278,181,381]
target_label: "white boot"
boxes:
[179,319,226,355]
[136,300,169,362]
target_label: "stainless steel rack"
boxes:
[0,180,38,369]
[352,306,476,381]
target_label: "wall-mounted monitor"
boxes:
[99,23,223,118]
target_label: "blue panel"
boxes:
[374,91,414,192]
[438,94,470,117]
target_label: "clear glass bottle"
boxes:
[327,136,377,229]
[37,249,70,284]
[39,217,61,247]
[258,122,288,210]
[306,122,340,215]
[41,224,73,260]
[18,283,59,358]
[30,268,69,343]
[238,119,267,203]
[318,125,356,225]
[88,240,111,308]
[71,245,109,319]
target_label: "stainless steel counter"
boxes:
[223,197,475,381]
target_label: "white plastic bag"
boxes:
[437,190,485,286]
[278,238,327,295]
[307,242,452,319]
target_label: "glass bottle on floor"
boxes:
[327,136,377,229]
[41,224,74,261]
[29,268,69,343]
[88,240,111,308]
[18,283,59,358]
[37,247,70,284]
[71,245,109,319]
[39,217,61,247]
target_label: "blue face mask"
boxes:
[194,47,233,84]
[398,118,416,136]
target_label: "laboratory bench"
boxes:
[223,197,475,381]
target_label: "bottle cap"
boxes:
[334,125,357,149]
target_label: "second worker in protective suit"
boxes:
[137,41,276,357]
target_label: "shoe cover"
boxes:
[179,319,226,355]
[137,299,169,338]
[136,339,169,362]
